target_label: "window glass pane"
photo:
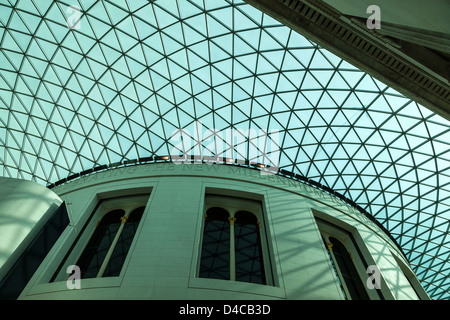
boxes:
[329,237,369,300]
[322,237,348,299]
[103,207,145,277]
[234,211,265,284]
[199,207,230,280]
[76,209,124,279]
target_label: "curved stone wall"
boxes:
[18,163,429,300]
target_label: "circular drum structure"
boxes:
[18,163,429,300]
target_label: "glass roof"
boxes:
[0,0,449,299]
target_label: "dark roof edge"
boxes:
[46,156,408,262]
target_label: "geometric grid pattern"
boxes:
[0,0,449,299]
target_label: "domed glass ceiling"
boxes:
[0,0,449,299]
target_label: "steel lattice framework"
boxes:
[0,0,449,299]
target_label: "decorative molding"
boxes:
[244,0,450,120]
[120,216,128,225]
[326,242,333,251]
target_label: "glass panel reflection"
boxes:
[199,207,230,280]
[103,207,145,277]
[77,209,124,279]
[234,211,265,284]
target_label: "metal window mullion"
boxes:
[96,210,130,278]
[228,212,236,281]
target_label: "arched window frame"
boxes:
[316,218,378,300]
[198,195,273,286]
[76,208,126,279]
[78,203,146,279]
[51,195,148,282]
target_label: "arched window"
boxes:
[103,206,145,277]
[76,206,144,279]
[77,209,124,279]
[234,211,265,284]
[322,236,347,299]
[199,207,230,280]
[315,216,376,300]
[50,194,150,283]
[327,237,369,300]
[198,197,270,286]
